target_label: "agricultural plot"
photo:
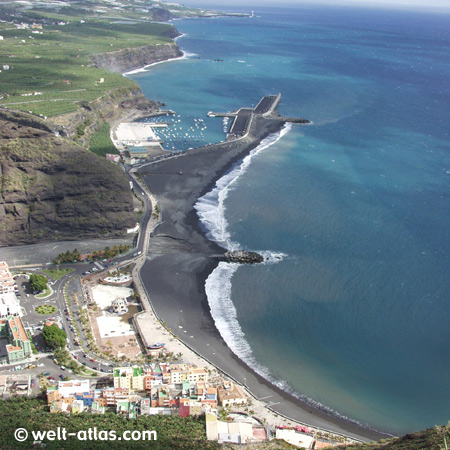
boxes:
[0,19,174,116]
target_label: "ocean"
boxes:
[129,4,450,435]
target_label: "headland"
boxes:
[137,96,388,442]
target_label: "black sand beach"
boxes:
[139,115,390,442]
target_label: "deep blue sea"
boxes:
[129,4,450,435]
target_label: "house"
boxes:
[58,379,90,397]
[0,262,15,294]
[0,293,22,318]
[127,146,148,159]
[217,382,247,408]
[0,316,31,364]
[71,399,85,414]
[205,413,255,444]
[276,428,315,449]
[116,400,136,419]
[91,401,105,414]
[106,154,120,163]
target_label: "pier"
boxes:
[209,93,297,139]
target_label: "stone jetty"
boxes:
[224,250,264,264]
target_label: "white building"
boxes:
[0,262,15,294]
[58,379,90,397]
[276,428,315,449]
[0,293,22,318]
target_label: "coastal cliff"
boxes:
[0,25,184,245]
[89,42,183,75]
[0,110,136,246]
[51,86,163,145]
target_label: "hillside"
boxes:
[0,0,201,245]
[0,396,296,449]
[0,109,136,246]
[331,425,450,450]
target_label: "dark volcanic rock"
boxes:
[0,110,136,246]
[224,250,264,264]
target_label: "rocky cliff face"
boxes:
[52,86,163,143]
[0,110,136,246]
[89,43,182,74]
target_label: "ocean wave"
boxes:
[205,260,372,430]
[124,53,192,75]
[195,123,292,250]
[198,123,378,431]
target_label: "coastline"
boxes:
[137,115,391,442]
[123,52,189,76]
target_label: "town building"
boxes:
[114,367,144,392]
[170,364,208,385]
[217,382,247,408]
[0,262,15,294]
[0,316,31,364]
[105,154,120,163]
[206,413,266,444]
[127,146,148,159]
[0,293,22,318]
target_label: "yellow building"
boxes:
[113,367,144,392]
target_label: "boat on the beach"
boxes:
[147,343,166,350]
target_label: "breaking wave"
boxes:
[197,124,377,432]
[195,123,292,250]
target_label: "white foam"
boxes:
[195,123,292,250]
[205,263,371,430]
[123,52,194,75]
[199,122,378,430]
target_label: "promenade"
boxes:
[131,96,389,442]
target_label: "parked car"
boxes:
[48,376,55,381]
[43,372,51,376]
[59,375,65,380]
[89,358,95,362]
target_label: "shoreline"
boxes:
[137,114,391,442]
[123,52,189,76]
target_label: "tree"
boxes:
[29,273,48,293]
[42,324,67,349]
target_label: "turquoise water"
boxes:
[130,5,450,434]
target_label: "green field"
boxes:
[89,121,118,156]
[0,5,176,116]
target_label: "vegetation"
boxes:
[29,273,48,293]
[89,122,118,157]
[42,267,75,280]
[53,244,130,264]
[53,248,81,264]
[0,396,221,449]
[53,348,89,375]
[42,323,67,349]
[332,425,450,450]
[0,1,178,117]
[35,305,57,315]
